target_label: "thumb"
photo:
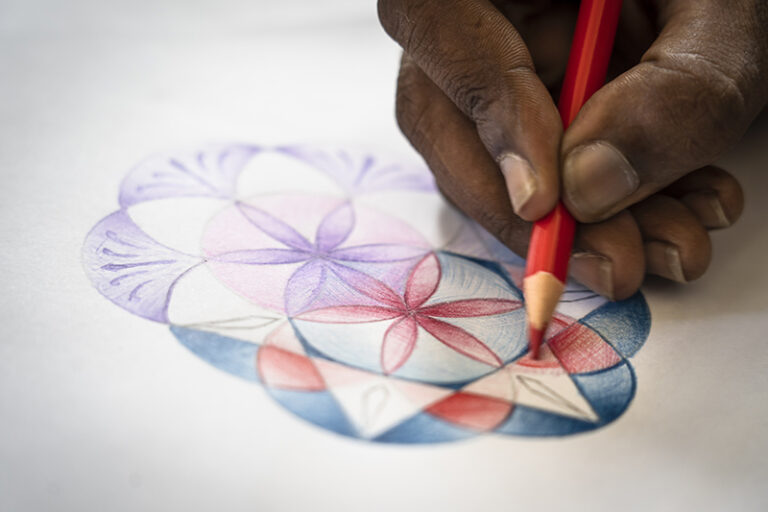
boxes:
[561,0,768,223]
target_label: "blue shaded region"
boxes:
[495,405,596,437]
[440,251,522,298]
[170,326,260,382]
[496,362,636,437]
[572,362,635,425]
[268,388,358,438]
[373,412,477,444]
[581,292,651,358]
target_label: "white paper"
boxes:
[2,1,768,511]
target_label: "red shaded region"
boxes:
[516,344,562,371]
[426,392,512,431]
[257,346,325,391]
[548,322,621,373]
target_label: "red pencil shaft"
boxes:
[525,0,622,283]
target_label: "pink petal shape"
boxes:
[284,260,327,316]
[381,316,419,375]
[330,243,427,263]
[404,253,441,309]
[296,305,404,323]
[236,202,313,251]
[328,262,403,308]
[315,202,355,251]
[418,298,522,318]
[212,248,310,265]
[416,316,502,367]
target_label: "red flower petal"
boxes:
[418,298,522,318]
[416,316,502,367]
[404,253,441,309]
[381,316,419,375]
[296,305,403,323]
[328,262,403,308]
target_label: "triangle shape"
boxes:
[312,359,452,439]
[508,364,599,422]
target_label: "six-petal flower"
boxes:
[211,201,427,315]
[297,253,523,374]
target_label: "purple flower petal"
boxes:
[237,202,313,251]
[82,211,203,323]
[330,243,427,263]
[328,262,403,308]
[212,248,310,265]
[284,260,327,315]
[315,202,354,251]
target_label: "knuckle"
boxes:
[377,0,431,50]
[648,52,751,162]
[478,209,526,252]
[395,74,435,158]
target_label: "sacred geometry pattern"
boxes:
[82,143,650,443]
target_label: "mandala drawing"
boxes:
[83,143,651,443]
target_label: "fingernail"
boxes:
[564,142,639,219]
[645,241,686,283]
[499,153,537,214]
[681,190,730,229]
[569,251,614,300]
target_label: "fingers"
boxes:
[561,0,768,223]
[379,0,562,220]
[662,166,745,229]
[396,57,649,301]
[571,211,645,301]
[630,195,712,283]
[395,55,531,255]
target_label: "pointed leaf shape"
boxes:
[297,305,403,323]
[419,298,522,318]
[237,202,313,251]
[328,262,403,308]
[330,243,427,263]
[315,202,354,251]
[416,316,502,368]
[404,253,440,309]
[212,248,309,265]
[284,260,327,316]
[381,316,419,375]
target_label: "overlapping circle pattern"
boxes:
[83,144,650,443]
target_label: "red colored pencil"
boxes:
[525,0,623,358]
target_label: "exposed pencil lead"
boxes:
[528,325,544,360]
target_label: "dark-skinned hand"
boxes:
[378,0,767,299]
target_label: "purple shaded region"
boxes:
[275,146,436,195]
[82,210,204,322]
[203,195,431,315]
[211,200,428,316]
[119,144,260,207]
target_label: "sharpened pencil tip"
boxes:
[528,326,544,360]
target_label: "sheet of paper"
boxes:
[2,1,767,511]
